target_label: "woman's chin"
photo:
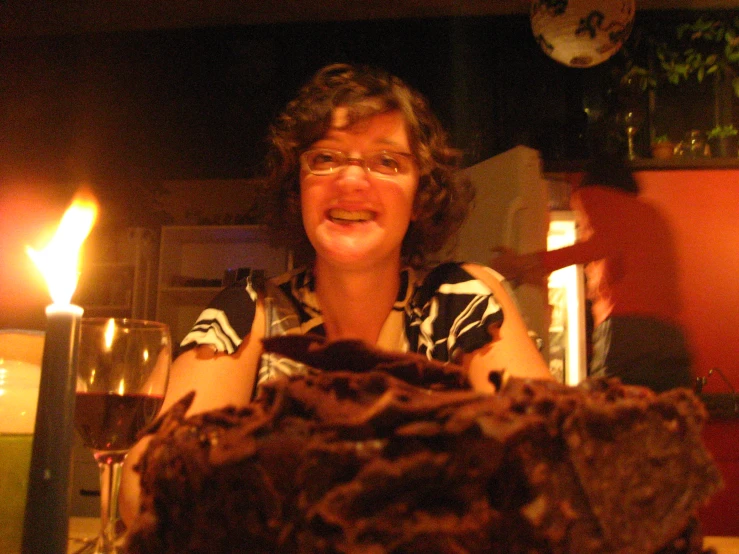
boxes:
[314,235,385,265]
[311,222,405,266]
[318,244,375,265]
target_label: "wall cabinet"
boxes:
[156,225,289,345]
[73,227,157,320]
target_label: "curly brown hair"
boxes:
[263,63,473,268]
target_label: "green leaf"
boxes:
[707,125,737,139]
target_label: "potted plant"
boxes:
[656,17,739,96]
[707,124,738,157]
[650,134,676,159]
[620,15,739,142]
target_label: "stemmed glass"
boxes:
[615,72,647,161]
[616,107,645,160]
[74,318,171,553]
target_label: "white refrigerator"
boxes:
[452,145,586,385]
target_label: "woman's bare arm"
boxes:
[119,300,266,526]
[461,263,552,393]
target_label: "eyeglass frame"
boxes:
[299,148,417,178]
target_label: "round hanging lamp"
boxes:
[531,0,635,68]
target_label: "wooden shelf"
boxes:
[155,225,290,345]
[157,286,225,306]
[544,156,739,173]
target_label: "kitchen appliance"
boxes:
[547,211,587,385]
[452,145,586,385]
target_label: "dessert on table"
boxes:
[126,335,722,554]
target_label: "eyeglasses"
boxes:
[300,148,416,177]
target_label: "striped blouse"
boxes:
[181,262,505,393]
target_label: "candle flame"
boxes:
[26,192,98,305]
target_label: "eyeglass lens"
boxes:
[302,149,414,176]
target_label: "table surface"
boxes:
[67,517,739,553]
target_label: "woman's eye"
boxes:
[311,151,340,167]
[373,154,401,172]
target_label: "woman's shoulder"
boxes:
[180,267,305,354]
[412,261,505,302]
[270,265,312,287]
[418,261,503,287]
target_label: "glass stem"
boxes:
[627,129,638,160]
[94,451,127,553]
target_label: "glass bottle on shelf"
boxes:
[675,130,709,158]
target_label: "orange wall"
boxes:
[636,169,739,392]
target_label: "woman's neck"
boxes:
[313,258,401,345]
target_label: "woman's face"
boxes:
[300,108,419,270]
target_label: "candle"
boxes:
[21,304,83,553]
[22,193,97,553]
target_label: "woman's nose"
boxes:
[336,162,370,186]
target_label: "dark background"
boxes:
[0,14,624,184]
[3,10,735,186]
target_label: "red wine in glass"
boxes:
[75,392,164,452]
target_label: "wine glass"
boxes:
[616,107,645,160]
[74,318,171,553]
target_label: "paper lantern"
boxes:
[531,0,635,68]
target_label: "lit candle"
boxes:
[22,193,97,553]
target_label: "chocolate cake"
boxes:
[126,335,722,554]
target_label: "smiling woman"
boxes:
[119,62,553,526]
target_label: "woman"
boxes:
[120,63,550,525]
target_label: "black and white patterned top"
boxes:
[181,262,505,392]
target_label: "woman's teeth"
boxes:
[328,209,374,223]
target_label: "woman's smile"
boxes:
[327,208,376,224]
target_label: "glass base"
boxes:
[90,451,128,553]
